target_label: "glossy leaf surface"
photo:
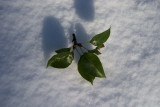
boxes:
[78,52,106,84]
[90,27,111,46]
[78,69,95,85]
[47,51,74,68]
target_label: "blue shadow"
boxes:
[74,0,95,21]
[135,0,155,4]
[42,16,66,61]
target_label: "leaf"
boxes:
[90,27,111,46]
[55,48,71,53]
[47,51,74,68]
[78,69,95,85]
[88,49,101,55]
[78,52,106,84]
[96,44,105,50]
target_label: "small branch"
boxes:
[72,33,83,47]
[72,33,84,55]
[72,33,78,45]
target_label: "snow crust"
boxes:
[0,0,160,106]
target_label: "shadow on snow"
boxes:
[42,16,67,62]
[74,0,95,21]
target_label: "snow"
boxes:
[0,0,160,107]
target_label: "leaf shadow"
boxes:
[42,16,67,63]
[74,0,95,21]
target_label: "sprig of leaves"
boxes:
[47,27,111,84]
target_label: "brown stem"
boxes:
[72,33,82,50]
[72,33,77,45]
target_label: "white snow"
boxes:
[0,0,160,107]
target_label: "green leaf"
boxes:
[88,49,101,55]
[96,44,105,50]
[55,48,71,53]
[78,69,95,85]
[47,51,74,68]
[90,27,111,46]
[78,52,106,84]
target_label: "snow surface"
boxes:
[0,0,160,107]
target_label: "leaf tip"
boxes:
[109,25,112,29]
[90,81,93,85]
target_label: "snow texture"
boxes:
[0,0,160,107]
